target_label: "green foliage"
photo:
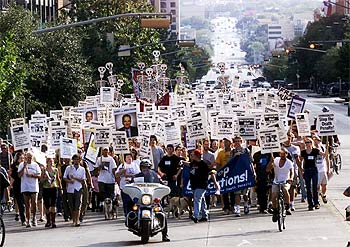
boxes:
[263,54,288,82]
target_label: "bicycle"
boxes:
[329,144,342,174]
[274,182,286,232]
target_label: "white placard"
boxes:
[11,125,30,151]
[287,96,306,119]
[100,87,115,104]
[164,120,181,146]
[84,133,100,164]
[10,118,26,127]
[30,134,46,149]
[316,113,336,136]
[29,120,46,136]
[186,111,207,141]
[60,137,78,159]
[258,127,280,154]
[49,126,67,149]
[216,114,235,140]
[50,110,64,121]
[237,116,256,139]
[111,131,129,154]
[94,127,111,147]
[139,134,151,158]
[295,113,311,137]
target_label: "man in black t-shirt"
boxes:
[158,144,182,197]
[297,138,326,211]
[188,149,218,223]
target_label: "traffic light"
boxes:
[309,43,323,49]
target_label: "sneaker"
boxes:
[45,222,51,227]
[223,209,230,215]
[290,205,295,211]
[162,236,171,242]
[322,195,328,204]
[26,221,31,228]
[234,206,241,217]
[301,198,306,203]
[314,204,320,210]
[32,218,37,226]
[21,221,26,226]
[51,223,57,228]
[244,205,249,215]
[39,218,44,222]
[15,214,19,221]
[191,216,198,223]
[308,207,314,211]
[198,218,208,222]
[272,210,278,222]
[57,212,62,217]
[286,209,292,215]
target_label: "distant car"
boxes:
[261,82,271,88]
[230,64,235,69]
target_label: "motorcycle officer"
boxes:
[134,159,170,242]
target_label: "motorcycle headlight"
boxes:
[141,195,152,205]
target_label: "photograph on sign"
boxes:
[29,120,46,136]
[287,96,306,119]
[30,134,46,149]
[295,113,311,137]
[113,107,139,138]
[84,106,98,123]
[316,113,336,136]
[49,110,63,121]
[216,115,234,139]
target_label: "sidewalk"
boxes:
[327,134,350,225]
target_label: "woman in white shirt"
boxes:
[115,153,140,217]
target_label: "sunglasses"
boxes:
[305,141,312,144]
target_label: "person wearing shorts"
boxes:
[270,148,294,222]
[18,152,41,227]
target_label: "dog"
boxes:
[167,197,193,219]
[104,198,117,220]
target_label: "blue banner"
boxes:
[182,153,256,196]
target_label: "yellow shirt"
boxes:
[215,149,231,170]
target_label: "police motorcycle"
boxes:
[123,180,170,243]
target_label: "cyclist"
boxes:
[269,148,294,222]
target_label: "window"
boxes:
[160,2,166,8]
[171,2,176,8]
[171,24,177,30]
[170,9,176,15]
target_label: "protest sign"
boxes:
[29,120,46,136]
[258,127,280,154]
[60,138,78,159]
[263,112,280,127]
[139,134,151,158]
[84,133,100,164]
[49,126,67,149]
[295,113,311,137]
[30,134,46,149]
[11,125,31,151]
[267,121,288,143]
[49,110,64,121]
[237,116,256,139]
[182,153,255,196]
[94,127,111,147]
[163,120,181,146]
[287,96,306,119]
[10,118,25,127]
[186,111,207,141]
[111,131,129,154]
[277,87,295,101]
[216,114,235,140]
[113,107,139,138]
[100,87,115,104]
[316,113,336,136]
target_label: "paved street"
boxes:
[3,93,350,247]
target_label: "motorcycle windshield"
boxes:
[123,183,171,201]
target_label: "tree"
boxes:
[263,54,288,82]
[0,33,27,134]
